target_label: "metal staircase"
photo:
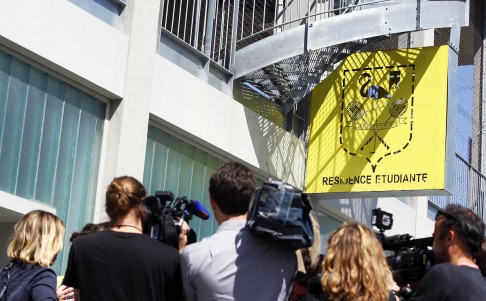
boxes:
[159,0,469,130]
[239,37,385,115]
[232,0,469,129]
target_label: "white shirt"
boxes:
[181,220,296,301]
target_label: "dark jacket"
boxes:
[0,259,57,301]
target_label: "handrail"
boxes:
[456,153,486,181]
[158,0,398,71]
[429,153,486,219]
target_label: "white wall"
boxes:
[150,56,307,189]
[316,196,435,238]
[0,0,128,99]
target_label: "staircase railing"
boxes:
[429,154,486,220]
[159,0,393,71]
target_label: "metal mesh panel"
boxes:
[429,155,485,219]
[428,23,485,217]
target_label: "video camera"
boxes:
[372,208,435,289]
[143,191,210,249]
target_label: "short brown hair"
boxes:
[209,162,256,216]
[7,210,65,267]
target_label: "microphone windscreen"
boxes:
[193,200,210,220]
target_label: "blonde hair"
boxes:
[321,222,393,301]
[7,210,65,267]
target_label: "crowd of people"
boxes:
[1,162,486,301]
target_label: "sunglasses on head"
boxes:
[435,209,458,223]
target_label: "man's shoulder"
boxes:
[425,263,486,286]
[428,263,453,272]
[429,263,481,274]
[424,263,460,278]
[182,234,219,256]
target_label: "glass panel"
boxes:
[150,128,171,194]
[144,125,226,241]
[198,154,221,239]
[165,136,182,193]
[0,54,12,156]
[0,58,29,193]
[53,86,82,216]
[84,97,106,222]
[187,148,207,235]
[16,69,48,199]
[0,49,106,274]
[178,143,195,196]
[35,77,65,204]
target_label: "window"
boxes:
[144,124,226,240]
[0,49,106,273]
[69,0,126,29]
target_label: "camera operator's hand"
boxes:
[388,275,400,301]
[178,220,190,254]
[57,284,75,301]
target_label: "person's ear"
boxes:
[447,229,455,244]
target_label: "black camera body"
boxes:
[143,191,209,249]
[372,209,435,287]
[381,234,435,286]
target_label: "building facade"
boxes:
[0,0,482,276]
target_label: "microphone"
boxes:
[187,200,211,220]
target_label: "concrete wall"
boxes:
[315,196,435,238]
[0,0,128,99]
[150,56,307,190]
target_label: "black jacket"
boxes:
[0,259,57,301]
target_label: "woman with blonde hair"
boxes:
[0,210,65,300]
[321,222,398,301]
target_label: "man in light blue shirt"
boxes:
[181,162,296,301]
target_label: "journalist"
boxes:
[62,176,188,301]
[0,210,65,301]
[409,204,486,300]
[321,222,399,301]
[180,162,296,301]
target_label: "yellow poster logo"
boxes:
[306,46,451,196]
[341,66,414,173]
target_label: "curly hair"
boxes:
[321,222,393,301]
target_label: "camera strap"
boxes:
[0,261,13,300]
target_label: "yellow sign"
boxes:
[306,46,451,196]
